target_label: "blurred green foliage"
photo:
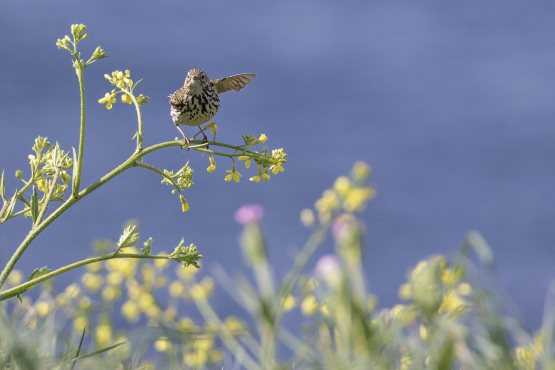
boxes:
[0,162,553,370]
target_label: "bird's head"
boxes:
[184,69,210,92]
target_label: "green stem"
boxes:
[0,200,8,220]
[134,162,180,191]
[0,138,273,290]
[0,253,172,301]
[73,67,86,197]
[34,168,60,228]
[131,93,143,150]
[185,278,261,370]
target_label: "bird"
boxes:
[169,69,256,146]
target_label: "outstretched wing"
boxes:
[212,73,256,94]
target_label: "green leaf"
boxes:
[117,225,139,252]
[142,237,152,256]
[169,239,202,267]
[70,328,86,370]
[2,189,18,220]
[30,186,39,224]
[70,341,126,362]
[28,266,52,281]
[1,169,5,201]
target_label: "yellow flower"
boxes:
[154,337,173,352]
[102,285,120,301]
[283,295,297,312]
[400,355,412,370]
[154,257,169,270]
[238,155,251,168]
[36,301,52,317]
[191,277,214,299]
[169,281,184,297]
[61,171,71,185]
[515,346,537,370]
[333,176,351,196]
[343,187,375,212]
[79,296,91,309]
[81,272,103,292]
[106,257,138,276]
[36,178,47,192]
[442,267,463,287]
[282,295,296,312]
[96,324,113,347]
[270,162,284,175]
[260,168,270,182]
[179,317,199,332]
[121,300,140,323]
[115,70,133,88]
[438,291,470,317]
[457,282,472,296]
[258,134,267,143]
[209,350,223,364]
[250,165,264,182]
[73,316,89,331]
[224,316,245,332]
[301,295,318,316]
[207,156,216,172]
[225,164,242,182]
[99,90,116,109]
[86,261,102,272]
[351,161,371,181]
[419,324,429,341]
[176,264,199,281]
[300,208,315,227]
[398,283,412,300]
[320,304,330,317]
[107,271,124,285]
[121,93,133,104]
[204,122,217,135]
[390,304,416,325]
[180,194,190,212]
[7,270,23,285]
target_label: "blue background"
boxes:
[1,1,555,331]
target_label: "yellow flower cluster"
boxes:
[311,162,375,223]
[398,256,473,322]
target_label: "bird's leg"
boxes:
[175,124,190,147]
[197,125,209,144]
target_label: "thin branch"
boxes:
[0,252,177,301]
[34,168,60,228]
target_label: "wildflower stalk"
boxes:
[34,168,60,228]
[73,54,86,198]
[0,139,276,291]
[185,277,261,370]
[0,252,182,301]
[122,90,143,151]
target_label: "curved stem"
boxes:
[73,67,86,197]
[122,90,143,150]
[0,252,173,301]
[0,138,275,290]
[34,168,60,228]
[134,162,180,191]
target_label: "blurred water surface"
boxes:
[1,1,555,330]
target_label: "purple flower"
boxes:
[315,254,341,282]
[234,204,264,225]
[331,213,357,241]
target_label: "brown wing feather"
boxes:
[212,73,256,94]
